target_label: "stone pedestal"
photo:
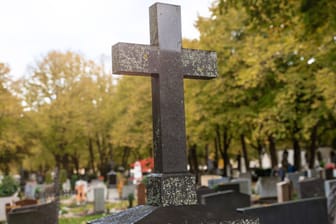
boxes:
[146,173,197,207]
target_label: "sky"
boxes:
[0,0,213,80]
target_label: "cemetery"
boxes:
[0,1,336,224]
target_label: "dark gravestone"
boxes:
[107,171,117,188]
[298,177,325,199]
[208,177,230,188]
[238,197,328,224]
[216,182,240,192]
[196,186,216,204]
[90,2,259,224]
[89,205,258,224]
[7,201,57,224]
[112,2,216,207]
[201,190,251,212]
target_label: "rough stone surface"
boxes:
[146,173,197,207]
[89,205,259,224]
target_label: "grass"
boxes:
[59,199,130,223]
[59,214,105,224]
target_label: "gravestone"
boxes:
[255,176,279,199]
[107,171,117,188]
[239,172,252,180]
[75,180,88,205]
[277,180,292,202]
[7,201,57,224]
[90,2,259,223]
[87,180,107,202]
[112,1,217,206]
[307,169,318,178]
[216,182,240,192]
[238,197,328,224]
[208,177,230,189]
[201,190,251,212]
[137,183,146,205]
[24,181,37,199]
[231,178,252,195]
[121,184,136,200]
[200,174,222,187]
[94,188,105,213]
[298,177,325,199]
[324,179,336,223]
[196,186,216,204]
[286,171,306,193]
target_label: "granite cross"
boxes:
[112,3,217,176]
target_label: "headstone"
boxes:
[298,177,325,199]
[94,188,105,213]
[133,161,143,184]
[201,190,251,212]
[326,169,334,180]
[87,180,107,202]
[112,1,218,207]
[307,169,318,178]
[277,180,292,202]
[75,180,88,204]
[107,171,117,188]
[196,186,216,204]
[137,183,146,205]
[7,201,57,224]
[62,179,71,195]
[24,181,37,199]
[122,184,136,200]
[200,175,222,187]
[238,197,328,224]
[324,179,336,223]
[255,176,279,199]
[231,178,252,195]
[286,171,306,193]
[239,172,252,180]
[216,182,240,192]
[90,2,258,223]
[208,177,230,189]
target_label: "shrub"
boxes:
[0,176,19,197]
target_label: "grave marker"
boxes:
[298,177,325,199]
[112,2,216,207]
[90,3,259,223]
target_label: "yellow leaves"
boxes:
[315,68,336,111]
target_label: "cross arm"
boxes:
[181,49,217,79]
[112,42,217,79]
[112,42,159,76]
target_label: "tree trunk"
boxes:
[189,144,199,183]
[240,134,250,171]
[222,126,231,177]
[257,141,263,169]
[205,144,209,170]
[122,146,131,169]
[88,138,96,173]
[214,137,219,170]
[53,156,61,224]
[293,137,301,170]
[308,125,318,169]
[268,135,278,168]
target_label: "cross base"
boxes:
[146,173,197,207]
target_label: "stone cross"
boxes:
[112,2,217,206]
